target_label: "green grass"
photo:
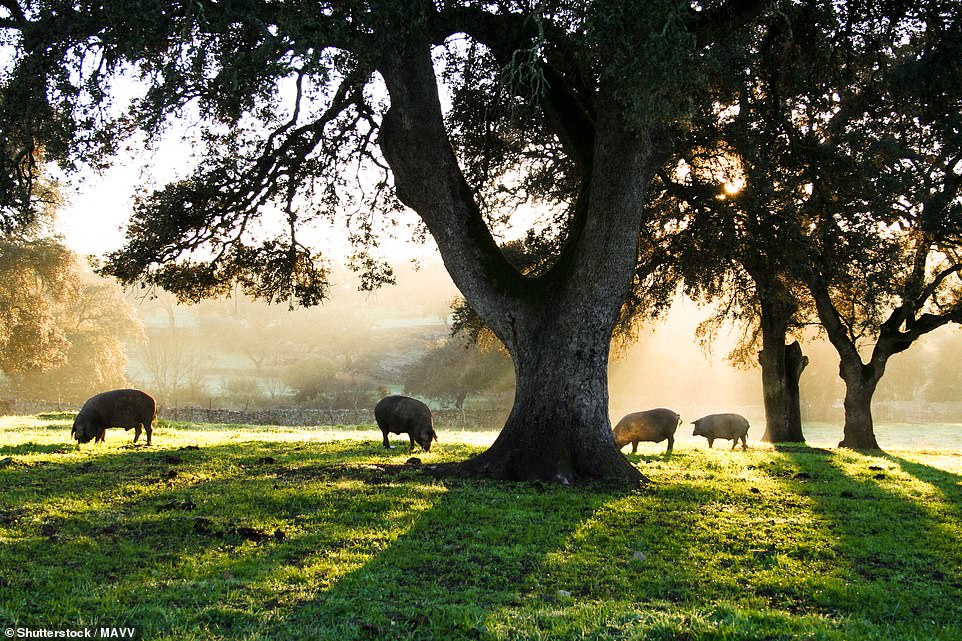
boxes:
[1,416,961,640]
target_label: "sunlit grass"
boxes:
[1,415,961,640]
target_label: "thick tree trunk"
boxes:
[758,340,788,442]
[807,282,885,451]
[758,339,808,443]
[459,319,643,484]
[784,341,808,436]
[376,28,656,484]
[838,363,882,450]
[758,297,806,443]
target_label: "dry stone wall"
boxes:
[3,399,508,429]
[160,406,507,429]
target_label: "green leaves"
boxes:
[588,0,702,132]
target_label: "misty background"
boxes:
[5,252,959,450]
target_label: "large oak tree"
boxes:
[1,0,770,482]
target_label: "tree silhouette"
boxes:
[3,0,777,481]
[662,1,962,448]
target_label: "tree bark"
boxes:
[807,282,885,450]
[757,294,806,443]
[784,340,808,437]
[837,363,881,449]
[459,321,643,484]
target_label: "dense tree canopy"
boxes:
[0,0,763,299]
[0,233,141,400]
[2,0,776,483]
[659,0,962,448]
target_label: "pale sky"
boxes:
[53,143,439,264]
[53,142,538,264]
[53,121,199,256]
[55,158,141,256]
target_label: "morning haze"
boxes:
[3,2,962,637]
[60,256,958,452]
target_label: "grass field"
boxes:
[1,415,961,640]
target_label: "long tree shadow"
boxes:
[0,439,634,640]
[0,438,394,508]
[884,453,962,581]
[885,453,962,505]
[10,436,962,639]
[774,446,962,631]
[1,446,440,628]
[279,451,744,640]
[275,475,630,640]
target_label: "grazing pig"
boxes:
[72,389,157,446]
[692,413,750,450]
[613,408,681,453]
[374,395,437,452]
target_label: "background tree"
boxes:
[608,4,851,444]
[1,0,771,482]
[0,236,77,377]
[15,276,142,401]
[138,333,207,407]
[659,1,962,448]
[403,337,513,409]
[0,102,140,401]
[195,295,289,373]
[805,228,962,449]
[280,355,381,409]
[794,2,962,449]
[653,138,813,444]
[669,1,962,448]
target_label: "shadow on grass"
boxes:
[276,476,627,640]
[0,439,636,640]
[0,443,434,619]
[11,435,961,639]
[774,446,962,630]
[0,442,76,456]
[0,439,397,506]
[886,454,962,503]
[885,453,962,575]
